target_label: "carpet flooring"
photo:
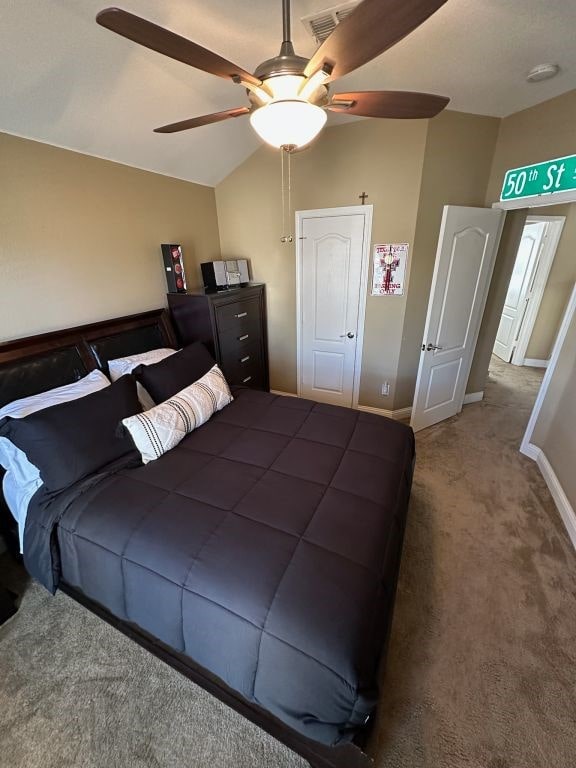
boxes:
[1,358,575,768]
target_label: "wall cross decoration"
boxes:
[359,192,369,205]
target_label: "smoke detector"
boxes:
[526,64,560,83]
[301,1,361,44]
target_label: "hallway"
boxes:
[485,355,545,416]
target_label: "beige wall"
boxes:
[531,304,576,510]
[469,89,576,393]
[216,118,428,406]
[0,132,220,342]
[532,307,576,447]
[395,110,499,408]
[485,90,576,204]
[543,359,576,510]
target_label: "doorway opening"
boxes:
[487,213,566,435]
[492,216,565,368]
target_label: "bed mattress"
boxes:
[24,387,414,746]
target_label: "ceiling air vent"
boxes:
[301,1,361,44]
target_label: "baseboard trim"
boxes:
[357,405,412,421]
[520,441,540,461]
[270,391,412,420]
[463,391,484,405]
[523,358,549,368]
[524,443,576,551]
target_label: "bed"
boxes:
[0,309,415,768]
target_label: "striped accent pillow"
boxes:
[122,365,232,463]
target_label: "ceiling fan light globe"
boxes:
[250,100,327,149]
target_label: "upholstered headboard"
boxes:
[0,309,177,409]
[0,308,177,551]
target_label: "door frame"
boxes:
[510,215,566,366]
[296,205,373,409]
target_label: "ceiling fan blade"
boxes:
[328,91,449,119]
[305,0,448,81]
[97,8,261,86]
[154,107,251,134]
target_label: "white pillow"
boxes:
[0,369,110,488]
[108,348,176,410]
[122,365,232,464]
[107,348,176,381]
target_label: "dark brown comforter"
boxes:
[24,388,414,746]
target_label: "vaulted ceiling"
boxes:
[2,0,575,186]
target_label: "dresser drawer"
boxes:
[225,358,264,388]
[234,370,265,389]
[218,316,261,356]
[221,340,260,370]
[215,298,260,333]
[220,337,264,389]
[221,342,262,383]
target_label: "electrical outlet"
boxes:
[381,381,390,396]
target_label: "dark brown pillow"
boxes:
[133,342,215,404]
[0,375,141,493]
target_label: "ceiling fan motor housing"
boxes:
[250,46,330,109]
[254,52,309,81]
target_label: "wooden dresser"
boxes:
[167,284,269,391]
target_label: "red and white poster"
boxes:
[371,242,409,296]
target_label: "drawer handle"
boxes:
[240,355,250,363]
[235,311,248,318]
[238,334,249,341]
[242,376,252,383]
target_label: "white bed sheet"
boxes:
[2,471,40,552]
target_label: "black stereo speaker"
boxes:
[201,259,250,292]
[161,244,187,293]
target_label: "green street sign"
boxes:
[500,154,576,201]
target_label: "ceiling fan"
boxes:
[96,0,450,150]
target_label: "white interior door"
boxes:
[493,221,547,362]
[411,206,505,433]
[298,207,371,407]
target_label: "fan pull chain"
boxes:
[280,148,286,241]
[288,148,292,239]
[280,145,294,244]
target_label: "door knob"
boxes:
[426,343,443,351]
[340,332,355,339]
